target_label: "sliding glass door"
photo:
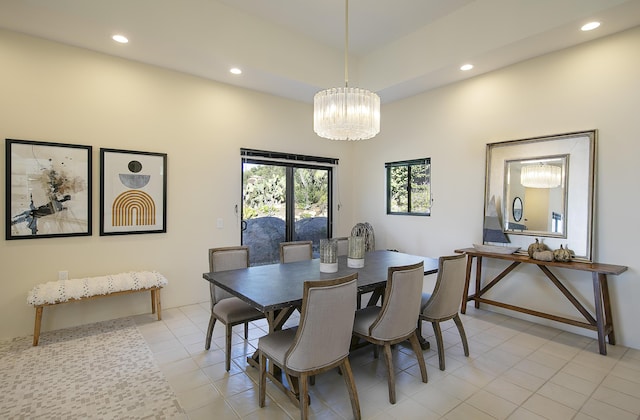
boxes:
[241,155,333,266]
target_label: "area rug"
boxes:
[0,317,183,419]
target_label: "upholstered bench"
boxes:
[27,271,168,346]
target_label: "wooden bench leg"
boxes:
[31,287,163,346]
[33,306,43,346]
[151,289,157,315]
[155,289,162,321]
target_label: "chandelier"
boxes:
[313,0,380,141]
[520,164,562,188]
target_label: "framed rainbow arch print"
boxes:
[100,148,167,236]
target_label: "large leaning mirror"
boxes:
[484,130,596,261]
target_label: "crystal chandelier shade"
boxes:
[313,0,380,141]
[313,87,380,140]
[520,164,562,188]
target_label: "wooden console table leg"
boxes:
[593,272,615,355]
[474,256,483,309]
[592,272,609,355]
[461,255,474,314]
[599,274,615,345]
[33,306,43,346]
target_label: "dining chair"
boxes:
[206,246,266,371]
[352,261,428,404]
[279,240,313,263]
[419,254,469,371]
[258,273,361,420]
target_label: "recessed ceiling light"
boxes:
[460,64,474,71]
[581,21,601,31]
[112,34,129,44]
[230,68,242,75]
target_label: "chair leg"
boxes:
[408,332,428,383]
[453,314,470,357]
[299,372,310,420]
[417,318,430,350]
[244,321,249,340]
[382,343,396,404]
[432,321,446,371]
[259,351,267,407]
[340,358,361,420]
[225,323,233,371]
[205,315,216,350]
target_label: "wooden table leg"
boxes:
[461,255,473,314]
[599,274,615,345]
[592,272,608,355]
[366,287,384,307]
[33,306,43,346]
[474,256,483,309]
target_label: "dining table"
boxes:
[203,249,439,360]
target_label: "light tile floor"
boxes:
[132,304,640,420]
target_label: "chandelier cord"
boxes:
[312,0,380,141]
[344,0,349,88]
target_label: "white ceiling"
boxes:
[2,0,640,104]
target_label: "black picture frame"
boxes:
[6,139,92,240]
[100,148,167,236]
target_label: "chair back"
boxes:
[421,254,467,319]
[279,241,313,263]
[368,262,424,341]
[284,274,358,372]
[208,246,249,304]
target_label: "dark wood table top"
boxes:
[454,247,628,275]
[203,250,439,312]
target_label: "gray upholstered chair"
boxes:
[352,261,428,404]
[419,254,469,371]
[258,273,361,420]
[279,240,313,263]
[335,237,349,256]
[206,246,265,371]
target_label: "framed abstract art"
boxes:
[6,139,92,240]
[100,148,167,236]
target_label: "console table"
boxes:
[455,248,628,355]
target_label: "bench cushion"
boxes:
[27,271,168,306]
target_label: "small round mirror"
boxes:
[512,197,523,222]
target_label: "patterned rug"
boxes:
[0,317,183,419]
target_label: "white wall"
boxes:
[353,26,640,349]
[0,29,357,340]
[1,26,639,350]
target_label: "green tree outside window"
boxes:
[386,158,431,215]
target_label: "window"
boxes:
[240,149,336,266]
[386,158,431,216]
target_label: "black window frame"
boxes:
[385,158,431,216]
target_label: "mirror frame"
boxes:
[484,130,597,261]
